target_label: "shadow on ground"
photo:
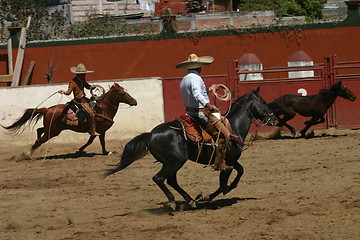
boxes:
[112,197,259,217]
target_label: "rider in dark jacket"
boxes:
[58,63,97,136]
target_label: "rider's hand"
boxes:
[58,90,65,94]
[206,103,219,113]
[208,84,218,92]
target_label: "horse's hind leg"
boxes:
[31,129,61,154]
[153,164,189,211]
[36,127,44,139]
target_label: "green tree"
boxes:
[237,0,326,21]
[0,0,50,40]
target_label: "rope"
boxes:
[211,84,231,101]
[90,84,105,101]
[241,124,259,152]
[27,92,59,129]
[211,84,232,117]
[187,139,205,187]
[43,93,64,160]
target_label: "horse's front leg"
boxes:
[99,133,111,155]
[167,173,196,209]
[227,161,244,191]
[300,117,320,137]
[275,113,296,136]
[78,135,96,153]
[196,162,244,202]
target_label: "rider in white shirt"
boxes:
[177,54,232,171]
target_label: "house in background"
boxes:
[51,0,347,23]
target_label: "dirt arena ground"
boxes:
[0,128,359,240]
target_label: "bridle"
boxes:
[101,87,132,117]
[233,93,274,126]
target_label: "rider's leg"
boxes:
[207,113,231,171]
[81,102,97,136]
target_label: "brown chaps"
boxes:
[78,98,96,136]
[206,113,231,171]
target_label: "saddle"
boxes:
[63,100,104,126]
[64,101,85,126]
[175,114,244,146]
[175,114,212,143]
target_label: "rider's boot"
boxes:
[82,103,98,136]
[213,137,231,171]
[88,116,97,136]
[206,115,232,171]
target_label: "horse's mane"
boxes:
[318,82,340,96]
[318,88,330,96]
[306,88,330,99]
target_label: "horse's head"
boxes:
[248,87,277,126]
[110,82,137,106]
[334,80,356,101]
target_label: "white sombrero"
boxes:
[70,63,94,74]
[176,53,214,69]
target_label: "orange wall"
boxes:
[1,26,360,87]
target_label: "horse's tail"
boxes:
[104,132,151,177]
[1,108,47,134]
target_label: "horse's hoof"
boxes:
[222,186,231,195]
[164,201,177,211]
[305,130,315,138]
[103,151,113,155]
[188,200,197,209]
[290,129,296,137]
[195,194,210,202]
[21,152,31,160]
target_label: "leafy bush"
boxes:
[0,0,327,41]
[237,0,326,21]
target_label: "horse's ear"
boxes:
[338,80,342,85]
[255,87,260,95]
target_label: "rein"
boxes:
[233,93,273,126]
[232,93,273,151]
[100,90,131,119]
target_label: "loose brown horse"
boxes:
[2,82,137,155]
[267,81,356,137]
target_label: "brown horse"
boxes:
[2,82,137,155]
[267,81,356,137]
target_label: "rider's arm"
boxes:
[63,82,75,95]
[84,80,92,90]
[190,75,210,107]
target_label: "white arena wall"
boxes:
[0,77,164,146]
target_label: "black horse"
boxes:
[267,80,356,137]
[104,88,276,210]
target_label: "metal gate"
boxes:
[162,55,360,131]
